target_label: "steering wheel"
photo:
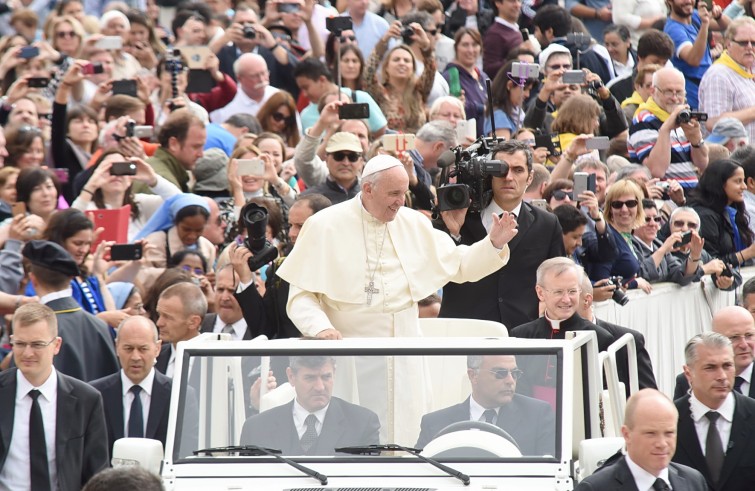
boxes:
[434,421,521,451]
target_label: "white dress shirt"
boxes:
[469,395,498,422]
[689,392,735,457]
[166,344,196,379]
[212,316,248,341]
[0,368,58,491]
[39,288,74,306]
[481,200,523,233]
[210,85,279,124]
[292,399,329,439]
[121,369,155,437]
[625,454,672,490]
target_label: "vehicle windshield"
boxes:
[169,342,567,465]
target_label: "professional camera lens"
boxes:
[446,186,468,208]
[612,287,629,306]
[676,109,691,125]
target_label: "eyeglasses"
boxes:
[11,337,57,350]
[271,111,293,123]
[542,288,581,297]
[731,39,755,47]
[181,265,204,275]
[610,199,639,209]
[552,190,573,201]
[547,63,571,71]
[644,216,663,223]
[672,220,699,230]
[38,113,52,122]
[330,151,361,162]
[520,138,536,147]
[655,87,686,98]
[729,333,755,343]
[485,368,524,380]
[339,35,356,42]
[56,30,77,39]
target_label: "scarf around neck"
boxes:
[715,50,754,79]
[636,97,670,123]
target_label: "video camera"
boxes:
[435,137,509,214]
[240,202,278,271]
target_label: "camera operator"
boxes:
[628,66,709,189]
[230,194,332,340]
[436,139,564,330]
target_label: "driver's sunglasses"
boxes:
[486,368,524,380]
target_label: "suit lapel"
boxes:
[613,458,640,490]
[199,314,217,334]
[155,344,171,375]
[718,393,755,487]
[506,203,534,256]
[315,399,347,454]
[0,370,17,467]
[55,373,77,487]
[146,374,170,439]
[107,377,125,442]
[676,399,712,484]
[668,463,687,490]
[748,365,755,398]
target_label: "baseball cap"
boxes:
[325,132,362,153]
[706,117,748,145]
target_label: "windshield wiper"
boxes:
[335,443,470,486]
[193,445,328,485]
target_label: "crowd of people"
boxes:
[0,0,755,487]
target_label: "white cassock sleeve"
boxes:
[286,287,336,337]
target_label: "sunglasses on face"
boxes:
[610,199,638,210]
[485,368,524,380]
[644,216,662,224]
[552,190,573,201]
[672,220,699,230]
[331,151,361,162]
[339,35,356,42]
[271,111,293,123]
[56,30,76,39]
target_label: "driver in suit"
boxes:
[240,355,380,455]
[415,354,555,455]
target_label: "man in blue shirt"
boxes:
[664,0,730,109]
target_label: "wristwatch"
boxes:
[591,215,602,222]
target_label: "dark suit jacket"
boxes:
[199,313,256,340]
[575,454,707,490]
[437,201,565,330]
[89,369,172,457]
[674,364,755,401]
[47,297,119,382]
[0,368,108,491]
[239,397,380,455]
[673,392,755,490]
[415,395,555,455]
[595,318,657,391]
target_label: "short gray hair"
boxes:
[159,282,208,319]
[669,206,701,232]
[536,257,584,286]
[684,332,732,366]
[575,158,609,177]
[429,96,466,120]
[416,120,457,148]
[614,164,651,182]
[289,356,337,373]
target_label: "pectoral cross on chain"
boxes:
[365,281,379,305]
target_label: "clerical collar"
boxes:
[544,311,575,332]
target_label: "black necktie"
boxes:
[705,411,725,483]
[300,414,318,453]
[652,477,669,490]
[29,389,51,491]
[128,385,144,438]
[734,376,745,394]
[482,409,497,424]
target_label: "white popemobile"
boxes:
[113,322,637,491]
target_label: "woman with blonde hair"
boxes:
[363,21,435,133]
[588,178,651,292]
[45,15,86,58]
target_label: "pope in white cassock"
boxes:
[276,154,518,444]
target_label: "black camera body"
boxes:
[243,23,256,39]
[240,202,278,271]
[325,16,353,36]
[605,276,629,306]
[125,120,136,138]
[401,26,414,45]
[436,138,509,214]
[676,110,708,125]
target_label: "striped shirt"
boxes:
[699,63,755,142]
[628,110,699,188]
